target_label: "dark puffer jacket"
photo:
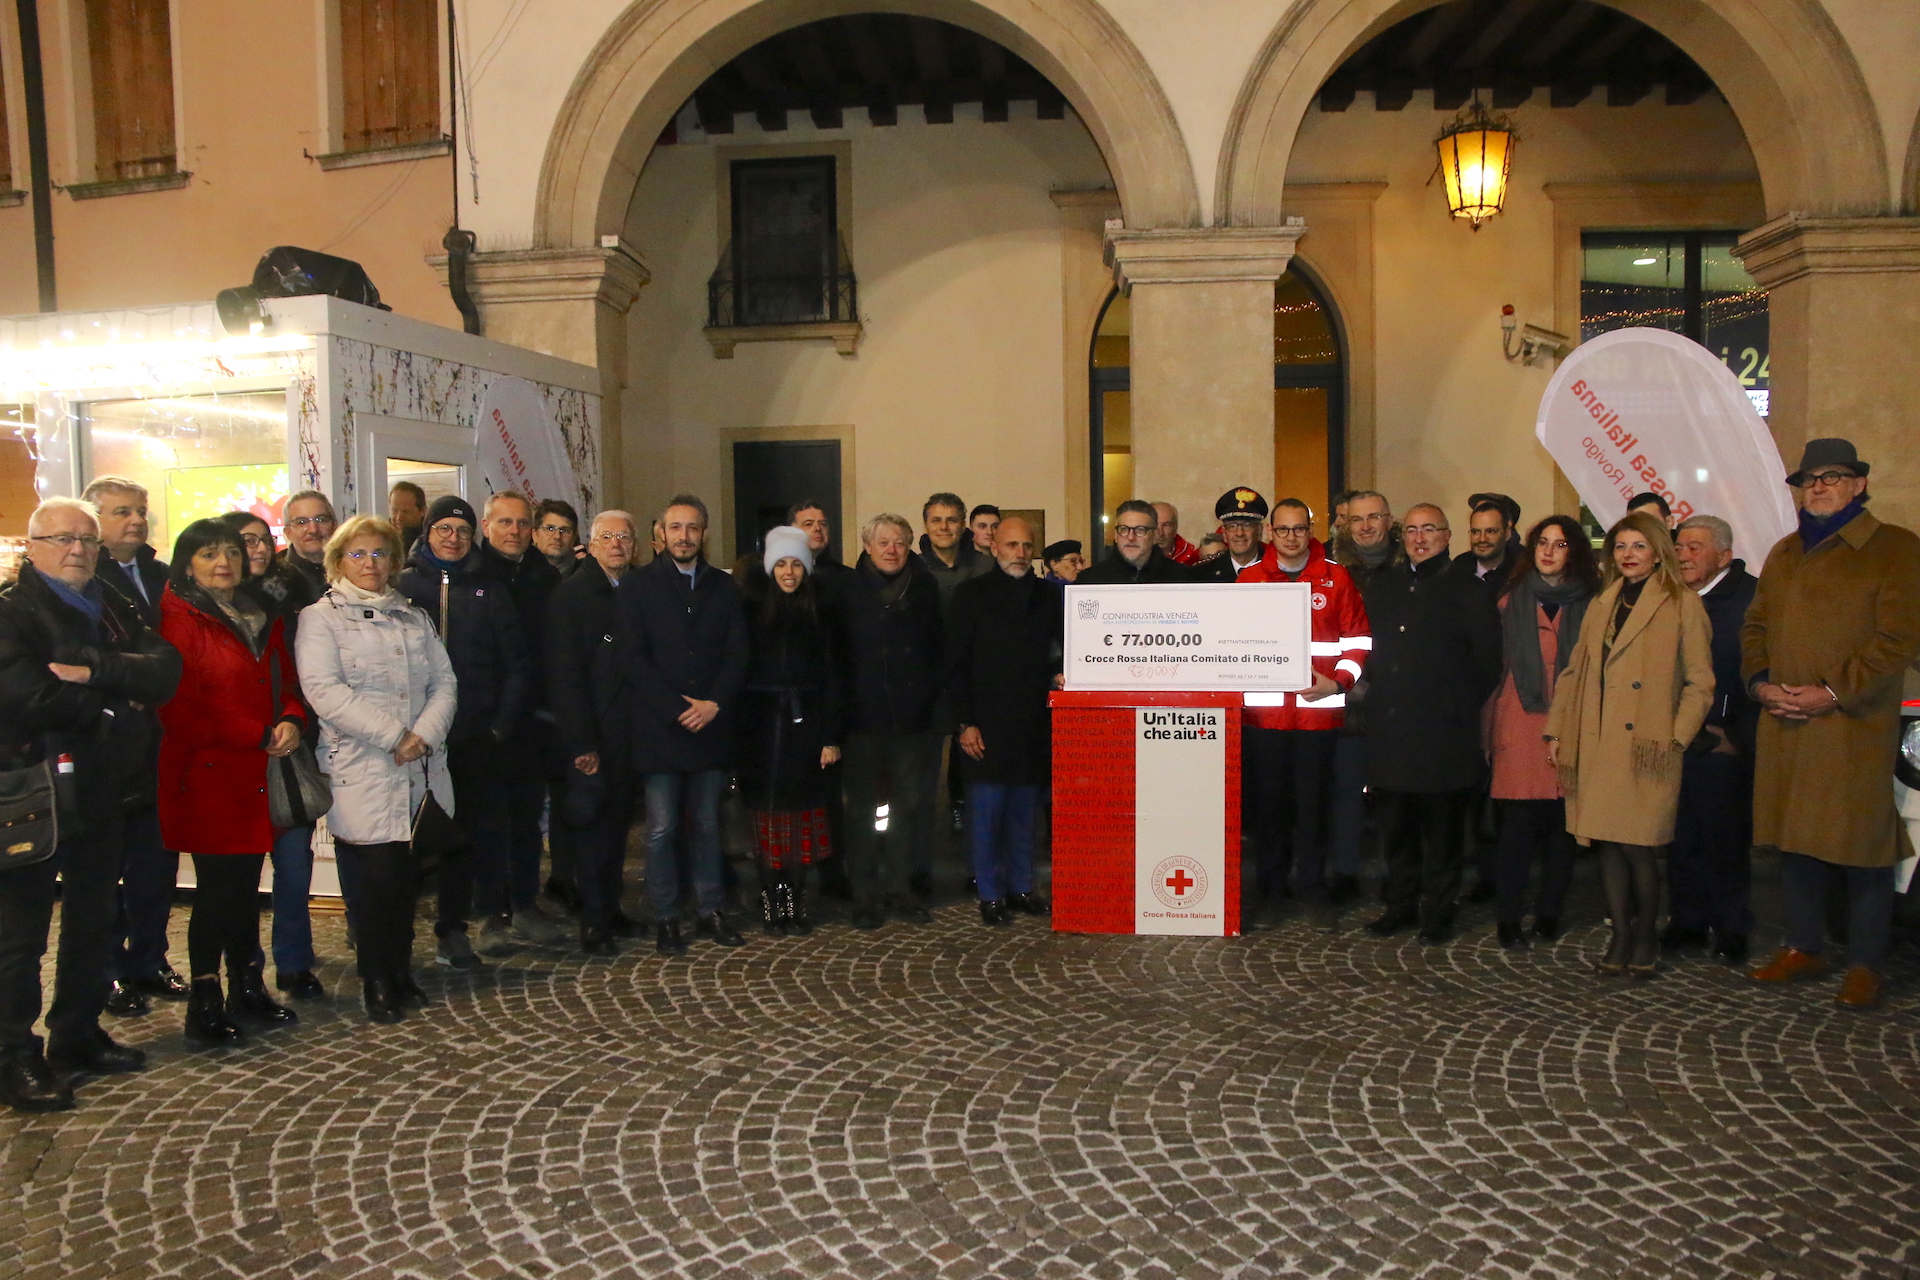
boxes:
[825,554,945,737]
[398,546,529,744]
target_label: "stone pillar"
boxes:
[1736,215,1920,527]
[1104,227,1304,534]
[432,240,650,508]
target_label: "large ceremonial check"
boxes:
[1062,582,1313,692]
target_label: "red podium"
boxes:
[1049,691,1242,936]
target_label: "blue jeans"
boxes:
[249,823,317,974]
[112,805,178,981]
[970,783,1039,903]
[642,770,726,918]
[1780,851,1893,968]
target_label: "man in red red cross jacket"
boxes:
[1234,497,1371,928]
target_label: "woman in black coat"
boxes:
[736,528,842,935]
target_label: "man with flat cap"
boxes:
[1195,488,1275,582]
[1041,540,1085,585]
[1743,438,1920,1011]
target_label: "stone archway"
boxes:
[1214,0,1890,226]
[535,0,1201,251]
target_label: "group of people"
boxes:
[0,435,1914,1116]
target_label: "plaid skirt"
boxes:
[751,807,834,872]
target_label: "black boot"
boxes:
[759,874,783,936]
[391,968,431,1009]
[655,920,689,956]
[696,912,746,947]
[581,923,618,956]
[184,977,246,1047]
[228,965,299,1028]
[784,872,813,936]
[0,1047,74,1113]
[47,1026,147,1075]
[362,976,405,1024]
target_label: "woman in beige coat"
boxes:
[1546,511,1713,977]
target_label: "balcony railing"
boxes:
[708,236,858,329]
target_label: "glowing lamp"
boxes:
[1435,102,1516,229]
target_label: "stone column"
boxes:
[432,239,650,508]
[1736,215,1920,527]
[1104,226,1304,533]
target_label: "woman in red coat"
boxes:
[158,519,307,1047]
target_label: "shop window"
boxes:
[81,391,289,559]
[1580,232,1769,417]
[339,0,441,153]
[85,0,177,182]
[710,156,855,327]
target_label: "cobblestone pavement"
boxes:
[3,850,1918,1280]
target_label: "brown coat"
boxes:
[1740,510,1920,868]
[1546,578,1714,846]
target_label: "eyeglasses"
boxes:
[344,549,389,563]
[240,533,272,548]
[1798,470,1858,489]
[30,534,101,552]
[1404,524,1448,536]
[288,514,335,529]
[593,531,636,545]
[429,523,473,540]
[538,524,574,536]
[1113,524,1156,538]
[1538,539,1571,552]
[1271,524,1311,536]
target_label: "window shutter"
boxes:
[340,0,440,153]
[85,0,177,182]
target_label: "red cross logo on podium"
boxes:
[1149,855,1209,910]
[1164,867,1195,898]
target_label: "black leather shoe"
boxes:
[48,1027,147,1075]
[1365,908,1417,937]
[696,912,746,947]
[275,970,326,1001]
[909,870,935,900]
[1660,923,1711,953]
[183,978,246,1047]
[1713,931,1750,964]
[1326,873,1361,906]
[608,910,642,937]
[0,1049,74,1113]
[851,905,885,931]
[105,979,150,1018]
[362,977,405,1024]
[1531,916,1562,942]
[892,900,933,925]
[979,899,1011,927]
[1465,879,1497,905]
[1496,921,1530,951]
[581,925,618,956]
[1005,892,1051,917]
[655,921,689,956]
[1418,921,1454,946]
[130,965,190,1002]
[391,969,431,1009]
[229,966,299,1028]
[545,876,584,916]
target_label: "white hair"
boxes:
[1676,514,1734,553]
[861,513,914,545]
[590,509,636,536]
[80,475,146,505]
[27,497,100,535]
[484,490,532,519]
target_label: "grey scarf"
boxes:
[1504,571,1592,713]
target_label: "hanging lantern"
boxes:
[1434,101,1516,229]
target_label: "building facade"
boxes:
[2,0,1917,555]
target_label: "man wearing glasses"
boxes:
[277,490,338,605]
[1195,488,1274,582]
[1360,503,1502,945]
[1079,499,1194,584]
[397,495,532,967]
[0,498,181,1111]
[1744,439,1920,1011]
[546,511,644,953]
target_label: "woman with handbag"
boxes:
[220,511,328,1001]
[296,515,457,1024]
[1546,510,1714,979]
[157,520,308,1046]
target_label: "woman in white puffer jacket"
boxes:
[296,514,456,1024]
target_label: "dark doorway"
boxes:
[731,439,842,564]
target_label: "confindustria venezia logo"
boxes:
[1077,597,1099,621]
[1150,855,1208,911]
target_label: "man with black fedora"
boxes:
[1743,437,1920,1010]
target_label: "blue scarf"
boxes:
[1798,496,1867,552]
[413,545,472,575]
[41,571,106,636]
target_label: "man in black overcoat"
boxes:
[1360,502,1502,944]
[618,495,750,953]
[1078,500,1193,584]
[947,517,1062,925]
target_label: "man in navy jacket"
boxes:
[1670,514,1762,963]
[618,495,750,954]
